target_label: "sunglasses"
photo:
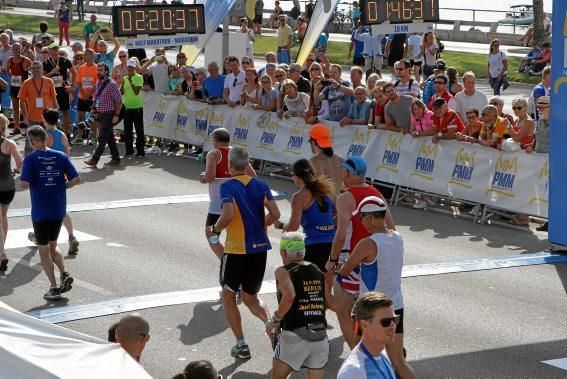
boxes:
[310,67,320,71]
[242,61,251,64]
[512,106,524,110]
[536,105,549,109]
[233,78,238,87]
[119,55,127,58]
[377,315,401,328]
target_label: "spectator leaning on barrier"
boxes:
[533,95,550,155]
[203,61,225,104]
[427,74,456,111]
[488,96,515,127]
[252,75,278,112]
[506,97,535,152]
[409,99,434,138]
[267,231,330,379]
[368,86,389,127]
[281,79,310,119]
[393,60,420,98]
[121,58,144,158]
[478,104,510,150]
[383,83,413,133]
[455,107,483,144]
[431,98,465,144]
[276,15,293,65]
[114,313,150,363]
[223,56,246,108]
[340,86,371,127]
[337,292,399,379]
[453,71,488,123]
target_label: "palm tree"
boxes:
[532,0,546,45]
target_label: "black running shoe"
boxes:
[0,258,8,271]
[44,287,62,300]
[60,272,74,293]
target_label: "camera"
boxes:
[320,79,331,87]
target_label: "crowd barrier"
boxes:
[120,92,549,218]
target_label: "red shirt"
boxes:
[428,90,454,110]
[216,147,231,178]
[432,110,465,133]
[347,185,383,252]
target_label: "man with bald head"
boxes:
[115,313,150,362]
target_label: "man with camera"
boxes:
[84,63,123,167]
[90,28,121,73]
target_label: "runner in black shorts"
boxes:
[220,252,267,295]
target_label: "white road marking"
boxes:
[542,358,567,371]
[5,228,101,250]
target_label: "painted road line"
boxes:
[402,252,567,277]
[5,228,101,250]
[7,191,288,218]
[542,358,567,371]
[26,252,567,324]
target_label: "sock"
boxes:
[236,336,246,347]
[68,234,74,240]
[0,251,6,260]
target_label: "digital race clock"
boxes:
[112,4,206,37]
[360,0,440,25]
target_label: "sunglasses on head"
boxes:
[376,315,401,328]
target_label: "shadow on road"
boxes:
[177,300,227,345]
[0,248,41,297]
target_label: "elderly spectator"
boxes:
[431,98,465,144]
[488,96,515,126]
[533,95,550,154]
[518,43,541,73]
[527,41,551,75]
[258,52,277,77]
[223,56,245,108]
[454,71,488,122]
[394,60,420,98]
[366,73,381,91]
[252,75,278,112]
[240,68,261,107]
[318,64,354,122]
[427,74,456,111]
[353,24,383,77]
[114,313,150,363]
[478,104,510,150]
[455,107,483,143]
[265,231,329,379]
[487,39,508,96]
[90,29,120,72]
[422,59,446,105]
[350,66,365,90]
[203,61,225,103]
[530,66,551,121]
[506,97,535,151]
[410,99,435,138]
[383,83,413,132]
[141,52,169,95]
[340,86,371,127]
[280,79,310,119]
[288,63,311,93]
[276,15,293,64]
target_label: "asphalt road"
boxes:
[0,136,565,378]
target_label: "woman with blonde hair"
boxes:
[0,114,24,271]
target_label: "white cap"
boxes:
[352,196,387,216]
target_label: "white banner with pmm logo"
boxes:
[119,92,549,217]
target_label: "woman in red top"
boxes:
[369,86,389,128]
[506,97,535,151]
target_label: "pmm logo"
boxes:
[233,114,250,146]
[411,141,437,180]
[208,112,224,136]
[486,154,518,197]
[284,120,307,155]
[151,99,168,127]
[377,134,403,173]
[452,148,476,181]
[195,108,209,135]
[347,129,370,157]
[176,101,189,129]
[530,159,549,206]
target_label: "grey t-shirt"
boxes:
[534,117,549,153]
[385,95,413,130]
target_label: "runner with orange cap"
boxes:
[308,124,345,197]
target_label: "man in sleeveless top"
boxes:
[308,124,344,197]
[6,42,32,135]
[338,292,398,379]
[267,231,329,379]
[201,128,255,260]
[325,156,395,349]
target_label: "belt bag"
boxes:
[292,322,327,342]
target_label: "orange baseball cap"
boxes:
[309,124,333,148]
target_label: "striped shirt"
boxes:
[93,78,122,113]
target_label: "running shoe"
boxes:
[412,200,428,209]
[71,133,83,145]
[28,232,38,245]
[60,272,74,293]
[68,235,79,255]
[89,135,97,145]
[44,286,62,300]
[468,205,481,216]
[0,258,8,271]
[230,344,251,359]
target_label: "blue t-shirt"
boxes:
[351,30,365,59]
[20,149,78,222]
[322,80,353,122]
[316,35,328,52]
[220,175,273,254]
[203,75,226,99]
[95,51,116,73]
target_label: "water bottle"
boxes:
[208,233,220,245]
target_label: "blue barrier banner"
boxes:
[550,1,567,246]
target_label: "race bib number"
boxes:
[35,98,44,108]
[52,75,63,88]
[82,77,93,89]
[10,76,22,87]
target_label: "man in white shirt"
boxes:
[454,71,488,122]
[405,33,422,80]
[141,50,169,95]
[223,56,246,107]
[353,25,383,78]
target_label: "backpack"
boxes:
[436,38,445,59]
[394,78,421,99]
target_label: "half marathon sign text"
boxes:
[126,34,199,48]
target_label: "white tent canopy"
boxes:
[0,301,151,379]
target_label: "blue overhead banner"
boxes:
[550,0,567,247]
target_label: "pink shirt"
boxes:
[411,110,435,132]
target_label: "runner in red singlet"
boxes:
[7,43,32,134]
[325,156,395,349]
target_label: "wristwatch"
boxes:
[329,256,339,263]
[212,225,220,234]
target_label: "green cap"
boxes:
[48,42,59,50]
[280,239,305,251]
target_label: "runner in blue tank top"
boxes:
[274,159,336,306]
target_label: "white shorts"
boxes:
[364,56,383,72]
[274,330,329,372]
